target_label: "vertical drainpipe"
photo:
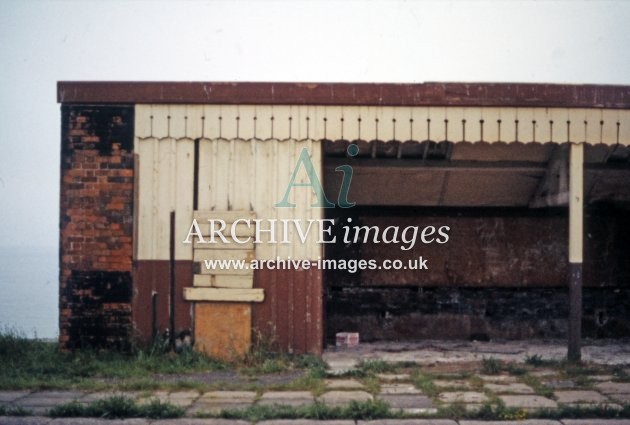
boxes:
[568,142,584,362]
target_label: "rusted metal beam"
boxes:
[568,142,584,362]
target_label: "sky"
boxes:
[0,0,629,336]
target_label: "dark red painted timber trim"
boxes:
[57,82,630,109]
[133,260,193,345]
[252,266,323,354]
[568,262,583,362]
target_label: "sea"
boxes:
[0,246,58,339]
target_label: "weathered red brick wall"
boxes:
[59,105,135,350]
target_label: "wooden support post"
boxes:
[568,142,584,363]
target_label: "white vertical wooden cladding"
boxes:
[135,104,630,262]
[136,104,630,145]
[136,137,324,261]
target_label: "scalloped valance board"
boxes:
[135,104,630,145]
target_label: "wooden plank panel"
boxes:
[135,105,153,139]
[186,105,204,139]
[602,109,620,145]
[480,107,500,143]
[272,105,293,140]
[515,108,536,143]
[195,222,256,238]
[232,139,254,211]
[194,249,255,262]
[212,139,231,210]
[308,140,324,260]
[196,264,253,276]
[306,106,324,141]
[175,138,194,260]
[194,239,255,250]
[237,105,257,140]
[360,106,378,141]
[377,106,396,141]
[197,138,212,210]
[136,138,155,260]
[276,138,294,259]
[169,105,187,139]
[323,106,343,140]
[409,107,430,141]
[221,106,239,140]
[445,107,465,142]
[427,106,447,142]
[194,210,256,222]
[202,105,222,139]
[193,274,254,288]
[154,137,176,260]
[549,108,570,143]
[341,106,360,141]
[184,287,264,302]
[498,108,518,143]
[254,139,276,260]
[150,105,170,139]
[584,109,603,144]
[530,108,552,143]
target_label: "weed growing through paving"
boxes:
[481,357,503,374]
[520,373,555,398]
[0,405,32,416]
[356,360,398,374]
[215,399,396,421]
[48,395,184,419]
[531,403,630,420]
[411,369,438,398]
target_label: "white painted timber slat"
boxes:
[408,107,429,141]
[150,105,170,139]
[232,139,254,210]
[193,274,254,289]
[194,239,255,250]
[194,210,256,222]
[516,108,536,143]
[137,105,630,145]
[446,107,465,143]
[136,138,155,260]
[548,109,569,143]
[237,105,256,140]
[427,107,447,142]
[498,108,518,143]
[183,287,264,302]
[186,105,204,139]
[135,105,153,138]
[212,139,231,210]
[194,249,255,262]
[154,138,176,260]
[202,105,221,139]
[602,109,620,145]
[272,105,293,140]
[175,137,195,260]
[253,139,276,260]
[169,105,187,139]
[197,139,212,210]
